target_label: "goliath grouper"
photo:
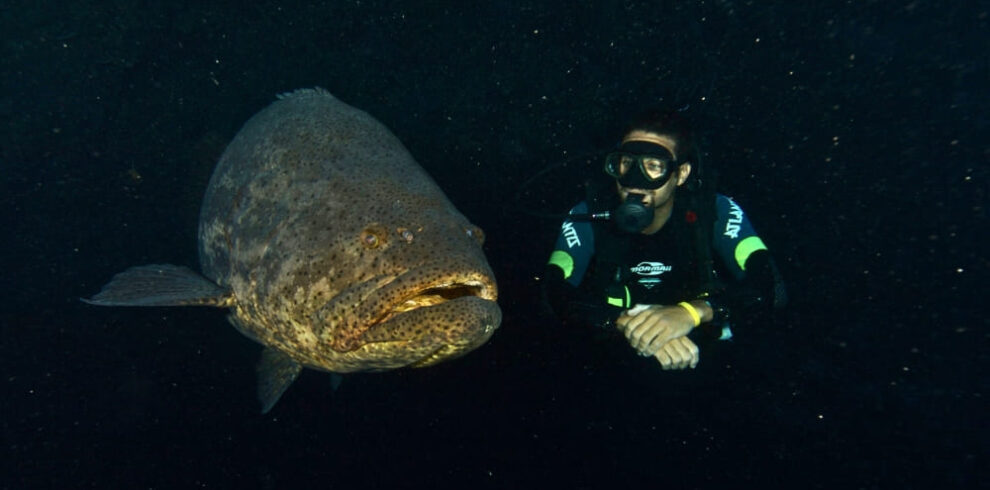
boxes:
[85,88,501,412]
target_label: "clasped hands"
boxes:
[615,304,699,370]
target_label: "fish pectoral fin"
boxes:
[330,373,344,392]
[82,264,233,307]
[257,347,303,414]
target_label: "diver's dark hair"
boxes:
[623,108,696,162]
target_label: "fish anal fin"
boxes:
[257,347,303,414]
[82,264,233,307]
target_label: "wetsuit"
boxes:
[544,192,778,338]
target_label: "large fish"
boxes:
[86,88,501,412]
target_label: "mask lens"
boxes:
[640,157,668,181]
[604,152,673,186]
[603,153,628,178]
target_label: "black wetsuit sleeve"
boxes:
[708,195,781,328]
[543,264,623,329]
[542,202,622,329]
[709,250,777,328]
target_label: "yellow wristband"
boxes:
[678,301,702,327]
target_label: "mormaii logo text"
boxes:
[630,262,672,276]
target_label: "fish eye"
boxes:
[397,228,414,242]
[360,228,384,248]
[465,225,485,245]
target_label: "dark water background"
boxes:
[2,1,986,488]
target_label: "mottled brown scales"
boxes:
[197,88,500,372]
[88,88,500,410]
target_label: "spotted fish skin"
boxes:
[199,87,500,371]
[87,88,500,410]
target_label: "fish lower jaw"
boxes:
[407,335,489,368]
[408,345,452,368]
[317,338,469,371]
[348,297,499,368]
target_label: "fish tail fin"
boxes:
[82,264,233,307]
[257,347,303,414]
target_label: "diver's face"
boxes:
[615,130,691,208]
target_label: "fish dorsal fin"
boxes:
[257,347,303,414]
[276,87,333,101]
[82,264,233,307]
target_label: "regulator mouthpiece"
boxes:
[614,193,653,233]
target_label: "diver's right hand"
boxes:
[616,304,695,355]
[653,336,700,370]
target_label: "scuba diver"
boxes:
[542,108,784,370]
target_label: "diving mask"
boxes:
[603,140,678,190]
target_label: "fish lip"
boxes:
[380,270,498,322]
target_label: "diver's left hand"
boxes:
[654,336,700,370]
[616,304,695,356]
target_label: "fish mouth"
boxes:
[352,270,501,366]
[381,272,497,325]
